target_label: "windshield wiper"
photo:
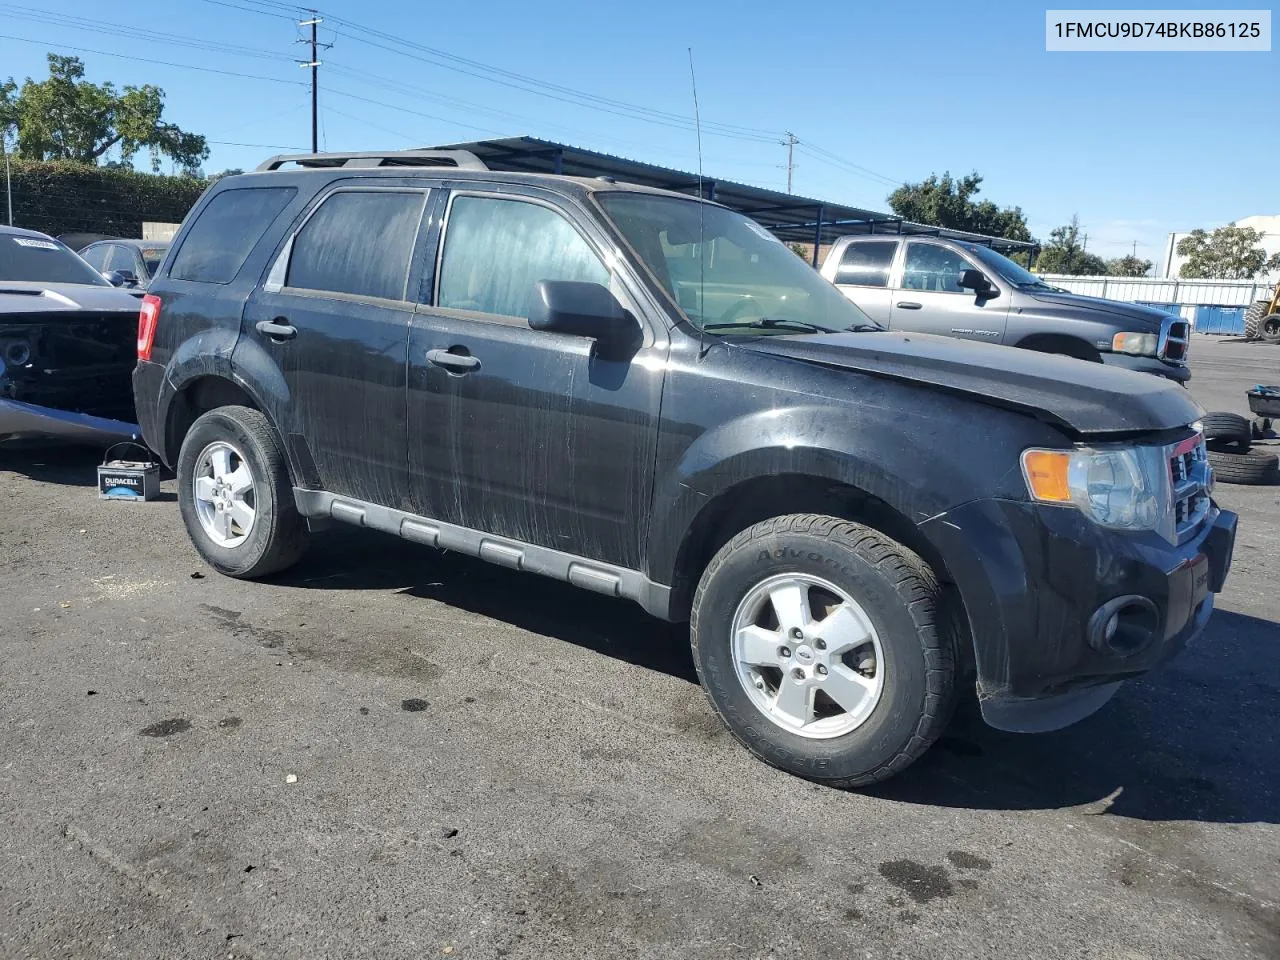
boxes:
[702,316,830,334]
[843,323,884,333]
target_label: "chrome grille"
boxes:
[1169,434,1211,542]
[1159,317,1190,363]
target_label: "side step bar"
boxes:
[292,489,673,621]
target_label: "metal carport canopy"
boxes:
[429,136,1038,263]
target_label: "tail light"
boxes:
[138,294,161,361]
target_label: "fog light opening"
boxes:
[1089,596,1160,655]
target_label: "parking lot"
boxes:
[1,336,1277,960]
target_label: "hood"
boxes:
[0,282,142,315]
[1027,290,1172,328]
[737,331,1202,436]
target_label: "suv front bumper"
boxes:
[919,498,1236,732]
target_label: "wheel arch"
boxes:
[1013,332,1102,362]
[663,473,972,671]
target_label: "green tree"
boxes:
[1176,223,1280,280]
[1035,216,1107,275]
[0,54,208,172]
[787,241,810,260]
[1106,254,1153,277]
[887,171,1032,242]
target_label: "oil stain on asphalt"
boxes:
[140,718,191,738]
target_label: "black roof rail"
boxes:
[255,149,488,172]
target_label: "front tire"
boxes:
[177,405,308,578]
[690,515,957,788]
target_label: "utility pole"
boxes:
[781,131,798,194]
[1,133,12,226]
[296,12,330,154]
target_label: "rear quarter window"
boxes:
[170,186,297,284]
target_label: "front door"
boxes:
[240,185,433,509]
[889,240,1009,343]
[406,188,665,570]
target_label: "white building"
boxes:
[1160,214,1280,282]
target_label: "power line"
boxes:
[0,33,307,86]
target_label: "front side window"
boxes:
[901,243,972,293]
[106,246,140,276]
[80,244,108,271]
[0,233,110,285]
[836,240,898,287]
[287,190,426,301]
[436,195,608,318]
[171,186,297,284]
[598,192,876,334]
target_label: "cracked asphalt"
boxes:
[2,336,1278,959]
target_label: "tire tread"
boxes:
[690,513,956,788]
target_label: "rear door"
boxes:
[829,239,898,325]
[889,240,1009,343]
[241,184,433,507]
[406,186,665,569]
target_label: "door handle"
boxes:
[256,319,297,341]
[896,301,922,310]
[426,348,480,373]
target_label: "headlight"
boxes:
[1022,445,1171,534]
[1112,332,1159,356]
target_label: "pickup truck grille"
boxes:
[1169,434,1211,542]
[1159,318,1190,363]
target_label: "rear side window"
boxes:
[436,195,607,318]
[836,240,897,287]
[286,190,426,301]
[170,186,297,284]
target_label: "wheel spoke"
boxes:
[210,447,232,479]
[823,665,877,715]
[225,465,253,496]
[194,476,218,502]
[229,501,255,534]
[773,677,812,727]
[768,581,811,635]
[737,624,782,667]
[817,604,872,656]
[218,508,234,540]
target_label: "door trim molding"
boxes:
[292,488,674,621]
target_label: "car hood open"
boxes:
[0,282,142,314]
[737,330,1202,436]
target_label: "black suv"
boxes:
[133,150,1237,787]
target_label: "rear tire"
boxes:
[1207,449,1279,485]
[177,405,308,578]
[1263,314,1280,344]
[690,514,957,788]
[1244,300,1269,340]
[1200,412,1252,452]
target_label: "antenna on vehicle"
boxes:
[688,47,707,357]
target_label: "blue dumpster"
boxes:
[1195,305,1246,335]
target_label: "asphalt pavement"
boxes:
[1,334,1277,960]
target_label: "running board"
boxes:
[292,489,673,620]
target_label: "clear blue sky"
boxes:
[2,0,1275,260]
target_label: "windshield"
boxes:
[0,233,111,286]
[141,246,168,277]
[957,242,1053,290]
[597,192,878,335]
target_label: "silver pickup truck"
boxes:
[820,235,1190,382]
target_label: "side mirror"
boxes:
[106,269,139,288]
[959,268,996,296]
[529,281,640,354]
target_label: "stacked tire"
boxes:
[1202,412,1279,484]
[1244,300,1280,343]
